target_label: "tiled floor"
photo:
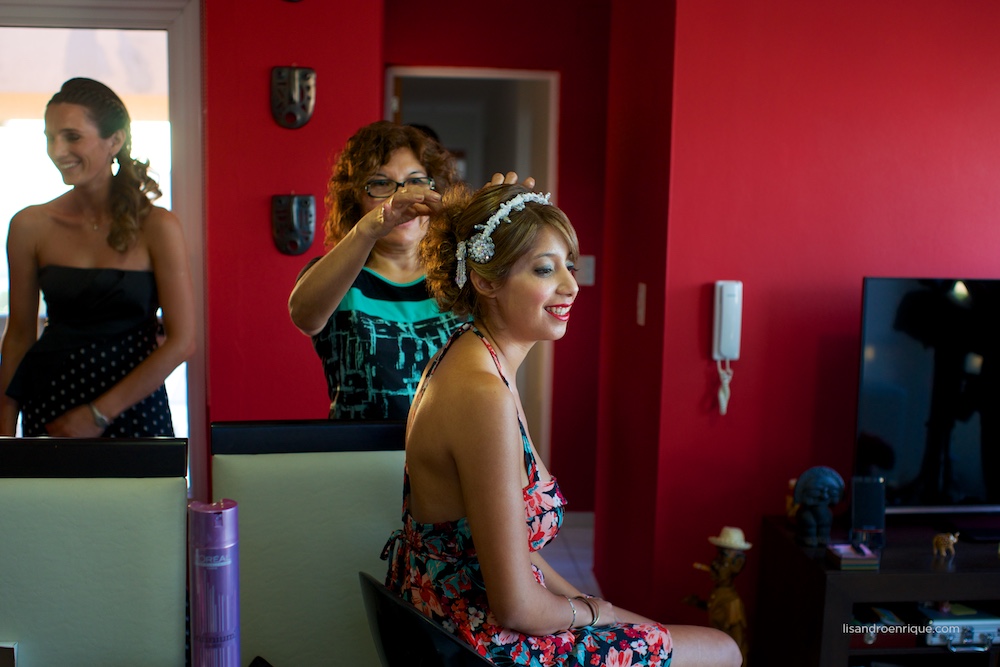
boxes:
[543,511,602,596]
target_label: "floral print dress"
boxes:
[383,324,673,667]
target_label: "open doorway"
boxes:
[385,66,560,463]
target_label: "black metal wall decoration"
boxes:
[271,194,315,255]
[270,66,316,129]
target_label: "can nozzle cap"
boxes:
[188,498,239,548]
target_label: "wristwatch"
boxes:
[88,402,111,429]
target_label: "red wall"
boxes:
[202,0,383,429]
[598,0,1000,627]
[594,0,676,616]
[382,0,612,509]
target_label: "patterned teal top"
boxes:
[304,263,464,420]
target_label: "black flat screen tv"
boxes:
[854,277,1000,529]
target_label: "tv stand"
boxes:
[753,515,1000,667]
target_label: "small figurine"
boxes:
[684,526,752,666]
[793,466,845,547]
[932,532,959,558]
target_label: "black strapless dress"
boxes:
[6,266,174,437]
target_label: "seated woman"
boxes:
[383,183,741,666]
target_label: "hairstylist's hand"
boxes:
[488,172,537,190]
[357,188,442,241]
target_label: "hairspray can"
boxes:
[188,499,240,667]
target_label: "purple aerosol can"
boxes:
[188,499,240,667]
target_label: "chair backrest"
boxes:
[210,418,405,455]
[0,437,188,667]
[358,572,494,667]
[210,420,406,667]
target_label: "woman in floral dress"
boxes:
[383,180,741,667]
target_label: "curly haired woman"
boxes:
[289,120,468,420]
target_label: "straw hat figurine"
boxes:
[686,526,752,665]
[708,526,753,553]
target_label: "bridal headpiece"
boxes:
[455,191,552,288]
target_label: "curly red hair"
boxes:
[323,120,459,248]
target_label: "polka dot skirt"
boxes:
[20,327,175,437]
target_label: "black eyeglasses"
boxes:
[364,176,436,199]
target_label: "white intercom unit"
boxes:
[713,280,743,361]
[713,280,742,415]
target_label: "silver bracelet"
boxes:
[574,595,600,626]
[565,596,577,630]
[88,402,110,429]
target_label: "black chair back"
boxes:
[0,436,187,477]
[210,419,405,454]
[358,572,494,666]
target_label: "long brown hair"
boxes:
[47,77,161,252]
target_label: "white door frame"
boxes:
[0,0,208,500]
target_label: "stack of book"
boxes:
[826,542,880,570]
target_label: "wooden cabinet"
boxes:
[752,515,1000,667]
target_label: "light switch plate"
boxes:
[637,282,647,326]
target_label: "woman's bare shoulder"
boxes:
[11,199,58,224]
[8,202,59,243]
[10,192,83,231]
[419,342,520,447]
[142,205,182,232]
[140,206,187,256]
[429,336,512,401]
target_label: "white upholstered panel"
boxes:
[0,477,187,667]
[211,449,405,667]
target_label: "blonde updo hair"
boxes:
[422,183,579,320]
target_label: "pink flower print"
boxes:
[644,625,672,654]
[524,491,541,514]
[603,647,636,667]
[528,635,558,663]
[414,576,445,617]
[629,639,649,656]
[494,628,523,646]
[467,605,486,629]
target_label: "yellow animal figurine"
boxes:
[932,532,959,558]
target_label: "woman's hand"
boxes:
[45,404,105,438]
[488,172,537,190]
[355,188,442,242]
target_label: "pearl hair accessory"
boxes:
[455,191,552,287]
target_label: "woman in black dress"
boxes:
[0,77,195,437]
